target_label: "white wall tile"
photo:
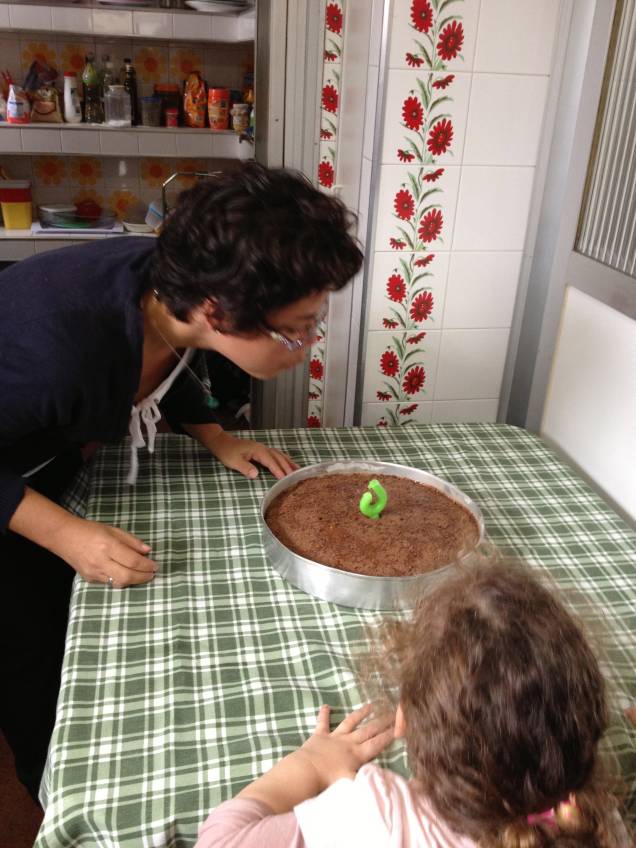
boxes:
[92,9,133,37]
[452,167,535,251]
[382,70,471,165]
[431,398,499,423]
[210,17,238,42]
[173,11,211,41]
[212,133,240,158]
[61,130,101,155]
[361,401,433,427]
[138,132,177,156]
[443,251,522,328]
[474,0,561,74]
[0,127,21,153]
[9,3,51,30]
[435,328,510,399]
[99,130,139,156]
[374,164,461,253]
[237,13,256,42]
[133,11,172,39]
[21,129,61,154]
[52,7,92,34]
[176,133,213,158]
[368,250,449,331]
[463,74,549,166]
[0,5,9,28]
[362,329,441,403]
[388,0,481,71]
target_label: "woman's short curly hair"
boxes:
[364,556,624,848]
[150,163,363,331]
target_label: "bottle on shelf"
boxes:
[82,53,104,124]
[122,58,139,126]
[63,71,82,124]
[101,54,118,93]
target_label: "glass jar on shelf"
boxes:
[104,85,132,127]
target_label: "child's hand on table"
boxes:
[238,704,395,814]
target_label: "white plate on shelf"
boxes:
[185,1,250,11]
[123,220,154,233]
[97,0,156,7]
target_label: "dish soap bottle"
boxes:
[82,53,103,123]
[122,58,139,126]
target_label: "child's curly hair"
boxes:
[364,557,625,847]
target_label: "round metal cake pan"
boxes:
[261,460,485,611]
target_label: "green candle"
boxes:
[359,478,388,520]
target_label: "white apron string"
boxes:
[127,348,194,485]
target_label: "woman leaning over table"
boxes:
[0,163,363,803]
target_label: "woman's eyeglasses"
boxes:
[266,306,328,352]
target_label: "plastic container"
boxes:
[63,72,82,124]
[0,181,32,229]
[164,107,178,128]
[230,102,250,134]
[104,85,132,126]
[140,96,161,127]
[208,87,230,131]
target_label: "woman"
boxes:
[0,163,363,802]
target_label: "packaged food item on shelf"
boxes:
[63,71,82,123]
[154,83,181,126]
[230,102,250,134]
[7,84,30,124]
[183,72,207,128]
[208,87,230,131]
[31,85,63,123]
[165,107,178,127]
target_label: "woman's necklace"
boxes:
[152,316,220,410]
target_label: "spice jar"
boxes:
[164,107,178,127]
[208,87,230,131]
[230,103,250,134]
[154,83,181,126]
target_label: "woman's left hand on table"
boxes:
[208,431,298,479]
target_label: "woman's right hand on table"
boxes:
[8,487,157,588]
[53,516,157,588]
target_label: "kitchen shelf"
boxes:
[0,122,252,158]
[0,226,155,261]
[0,2,256,43]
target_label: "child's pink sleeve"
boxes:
[195,797,305,848]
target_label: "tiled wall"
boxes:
[359,0,561,426]
[306,0,347,429]
[0,31,252,97]
[0,154,238,219]
[0,30,252,217]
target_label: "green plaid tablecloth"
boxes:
[36,425,636,847]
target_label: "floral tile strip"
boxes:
[406,0,465,70]
[309,0,346,428]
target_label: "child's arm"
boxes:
[237,704,395,814]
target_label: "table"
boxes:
[36,425,636,847]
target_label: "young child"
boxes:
[196,559,631,847]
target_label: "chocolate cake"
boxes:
[265,473,480,577]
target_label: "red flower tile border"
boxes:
[309,0,346,428]
[406,0,465,70]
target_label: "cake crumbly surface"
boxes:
[265,473,480,577]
